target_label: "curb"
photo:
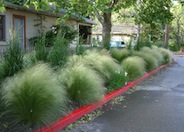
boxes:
[36,64,169,132]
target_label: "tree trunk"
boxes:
[102,13,112,50]
[165,25,169,49]
[177,18,181,49]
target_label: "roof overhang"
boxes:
[5,2,96,25]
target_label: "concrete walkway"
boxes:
[69,56,184,132]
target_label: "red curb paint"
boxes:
[36,64,169,132]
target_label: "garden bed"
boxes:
[36,64,168,132]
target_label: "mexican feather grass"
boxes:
[2,63,67,131]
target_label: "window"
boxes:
[0,15,5,41]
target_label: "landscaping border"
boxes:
[36,64,169,132]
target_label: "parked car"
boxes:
[110,41,126,48]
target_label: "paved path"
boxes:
[69,56,184,132]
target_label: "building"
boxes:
[0,1,95,51]
[92,23,138,45]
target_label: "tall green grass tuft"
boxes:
[133,51,158,71]
[48,35,69,67]
[2,63,67,130]
[34,34,48,62]
[122,56,146,81]
[0,58,4,82]
[110,48,130,62]
[59,64,105,105]
[159,48,173,64]
[1,34,23,78]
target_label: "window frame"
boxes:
[0,15,5,41]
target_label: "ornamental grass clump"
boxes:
[23,51,37,68]
[159,48,173,64]
[2,63,67,131]
[133,51,158,71]
[59,64,105,105]
[83,50,120,80]
[122,56,146,81]
[151,46,165,65]
[1,34,23,78]
[110,48,130,62]
[140,47,164,66]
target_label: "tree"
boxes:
[134,0,173,45]
[171,1,184,48]
[51,0,136,49]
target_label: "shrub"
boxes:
[29,24,77,47]
[122,56,146,81]
[59,64,105,105]
[133,51,158,71]
[168,41,179,51]
[1,34,23,78]
[110,48,130,62]
[1,63,67,130]
[134,39,153,51]
[48,35,69,67]
[159,48,173,64]
[107,68,129,93]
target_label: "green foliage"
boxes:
[168,41,179,51]
[122,56,146,81]
[153,41,164,47]
[135,0,173,25]
[75,40,86,55]
[180,41,184,47]
[0,58,4,82]
[2,63,67,130]
[59,64,105,105]
[133,51,158,71]
[34,35,48,62]
[134,39,153,51]
[0,34,23,78]
[48,35,69,67]
[8,0,25,5]
[23,51,37,68]
[159,48,173,64]
[110,48,130,62]
[107,69,129,93]
[29,24,77,47]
